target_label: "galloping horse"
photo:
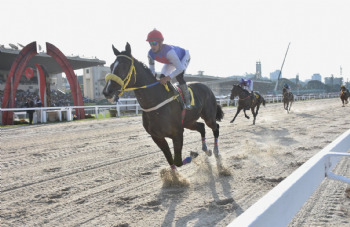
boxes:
[282,87,294,113]
[102,43,224,170]
[229,85,265,125]
[340,90,349,107]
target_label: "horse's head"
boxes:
[103,43,135,100]
[230,85,240,99]
[282,87,286,94]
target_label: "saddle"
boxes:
[168,82,202,110]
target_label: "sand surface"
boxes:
[1,98,350,227]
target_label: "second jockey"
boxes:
[146,29,192,109]
[284,83,291,93]
[239,78,256,104]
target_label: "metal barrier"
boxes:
[228,129,350,227]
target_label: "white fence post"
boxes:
[95,107,99,119]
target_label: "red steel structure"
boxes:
[1,41,85,125]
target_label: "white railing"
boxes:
[216,93,339,106]
[228,129,350,227]
[1,94,339,125]
[0,99,142,124]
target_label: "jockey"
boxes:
[239,78,256,102]
[146,29,192,109]
[284,83,291,93]
[340,85,349,96]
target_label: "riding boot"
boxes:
[179,84,192,110]
[251,91,256,103]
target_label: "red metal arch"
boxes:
[35,64,47,107]
[46,42,85,119]
[1,41,85,125]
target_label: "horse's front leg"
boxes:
[151,135,176,170]
[230,107,242,123]
[172,134,192,167]
[289,101,293,112]
[243,109,250,119]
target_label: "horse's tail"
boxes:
[216,105,224,121]
[262,98,266,107]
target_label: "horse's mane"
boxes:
[135,59,154,77]
[117,50,156,81]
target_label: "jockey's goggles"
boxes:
[149,41,158,46]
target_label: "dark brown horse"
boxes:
[102,43,224,170]
[340,90,349,107]
[282,87,294,113]
[229,85,265,125]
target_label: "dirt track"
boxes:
[1,98,350,227]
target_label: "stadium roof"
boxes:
[0,47,106,75]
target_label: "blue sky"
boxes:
[2,0,349,83]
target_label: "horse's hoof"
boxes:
[190,151,199,158]
[182,156,192,165]
[174,157,183,167]
[214,147,219,158]
[230,121,233,123]
[202,144,208,152]
[204,149,212,157]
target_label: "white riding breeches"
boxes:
[161,50,190,77]
[243,86,252,92]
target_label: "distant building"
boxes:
[324,77,343,85]
[312,73,322,81]
[289,78,297,84]
[270,70,281,81]
[83,65,110,100]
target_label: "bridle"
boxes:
[105,55,137,98]
[105,55,170,99]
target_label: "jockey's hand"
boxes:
[160,75,171,85]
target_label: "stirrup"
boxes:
[184,103,192,110]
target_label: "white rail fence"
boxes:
[228,129,350,227]
[0,93,339,125]
[217,93,339,107]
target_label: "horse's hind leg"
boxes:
[250,107,257,125]
[185,122,212,156]
[151,136,176,169]
[204,120,220,158]
[253,104,261,124]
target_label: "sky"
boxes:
[2,0,349,83]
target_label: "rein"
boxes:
[236,87,251,100]
[239,94,252,100]
[105,55,170,98]
[105,55,181,112]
